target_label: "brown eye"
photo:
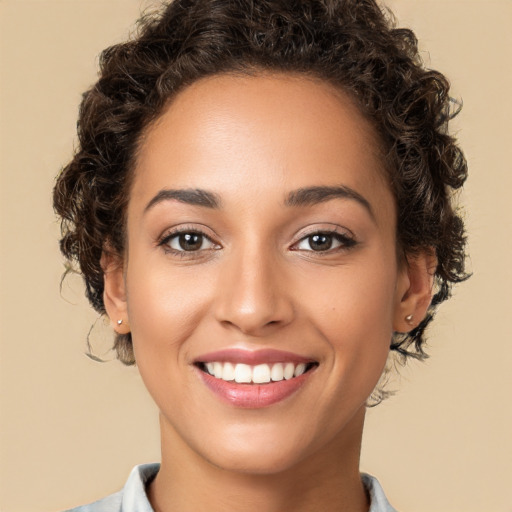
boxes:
[294,231,357,252]
[178,233,203,251]
[164,231,217,252]
[308,234,333,251]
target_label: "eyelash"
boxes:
[158,227,219,258]
[291,230,357,255]
[157,228,358,258]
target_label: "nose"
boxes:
[213,247,294,337]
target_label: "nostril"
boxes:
[213,264,295,333]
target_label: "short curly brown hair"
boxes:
[53,0,468,367]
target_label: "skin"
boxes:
[103,73,434,512]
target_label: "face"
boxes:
[105,73,422,475]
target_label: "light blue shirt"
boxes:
[66,463,398,512]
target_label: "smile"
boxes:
[194,349,318,408]
[199,361,317,384]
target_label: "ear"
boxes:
[100,248,130,334]
[393,250,437,333]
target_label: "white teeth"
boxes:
[213,362,223,379]
[252,364,271,384]
[203,361,313,384]
[234,363,252,383]
[270,363,284,381]
[222,362,235,381]
[294,363,306,377]
[284,362,295,380]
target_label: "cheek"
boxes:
[304,255,397,337]
[124,256,214,358]
[123,259,215,421]
[303,253,398,387]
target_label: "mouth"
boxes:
[196,361,318,384]
[193,349,319,408]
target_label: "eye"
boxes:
[294,231,356,252]
[161,231,219,252]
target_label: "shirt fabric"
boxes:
[66,463,398,512]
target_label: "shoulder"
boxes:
[64,491,123,512]
[63,463,160,512]
[362,473,399,512]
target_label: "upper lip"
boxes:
[194,348,316,366]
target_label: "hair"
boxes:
[53,0,468,370]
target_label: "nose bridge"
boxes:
[214,238,293,335]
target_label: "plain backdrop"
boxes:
[1,1,511,511]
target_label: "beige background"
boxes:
[1,0,511,511]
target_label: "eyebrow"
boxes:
[285,185,374,219]
[144,184,374,219]
[144,188,221,213]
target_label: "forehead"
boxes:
[131,72,393,221]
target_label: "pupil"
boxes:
[179,233,202,251]
[310,234,332,251]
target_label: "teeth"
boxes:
[213,362,223,379]
[202,361,312,384]
[222,362,235,381]
[284,362,295,380]
[252,364,271,384]
[270,363,284,381]
[294,363,306,377]
[234,363,252,383]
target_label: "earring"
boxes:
[405,314,413,324]
[117,319,123,325]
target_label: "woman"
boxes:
[53,0,468,510]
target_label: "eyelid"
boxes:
[290,225,358,253]
[291,224,356,243]
[157,224,221,252]
[156,223,357,255]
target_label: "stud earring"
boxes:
[405,314,413,324]
[117,319,123,325]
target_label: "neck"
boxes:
[148,409,369,512]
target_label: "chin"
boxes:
[205,444,304,476]
[190,420,319,476]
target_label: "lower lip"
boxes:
[197,368,313,408]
